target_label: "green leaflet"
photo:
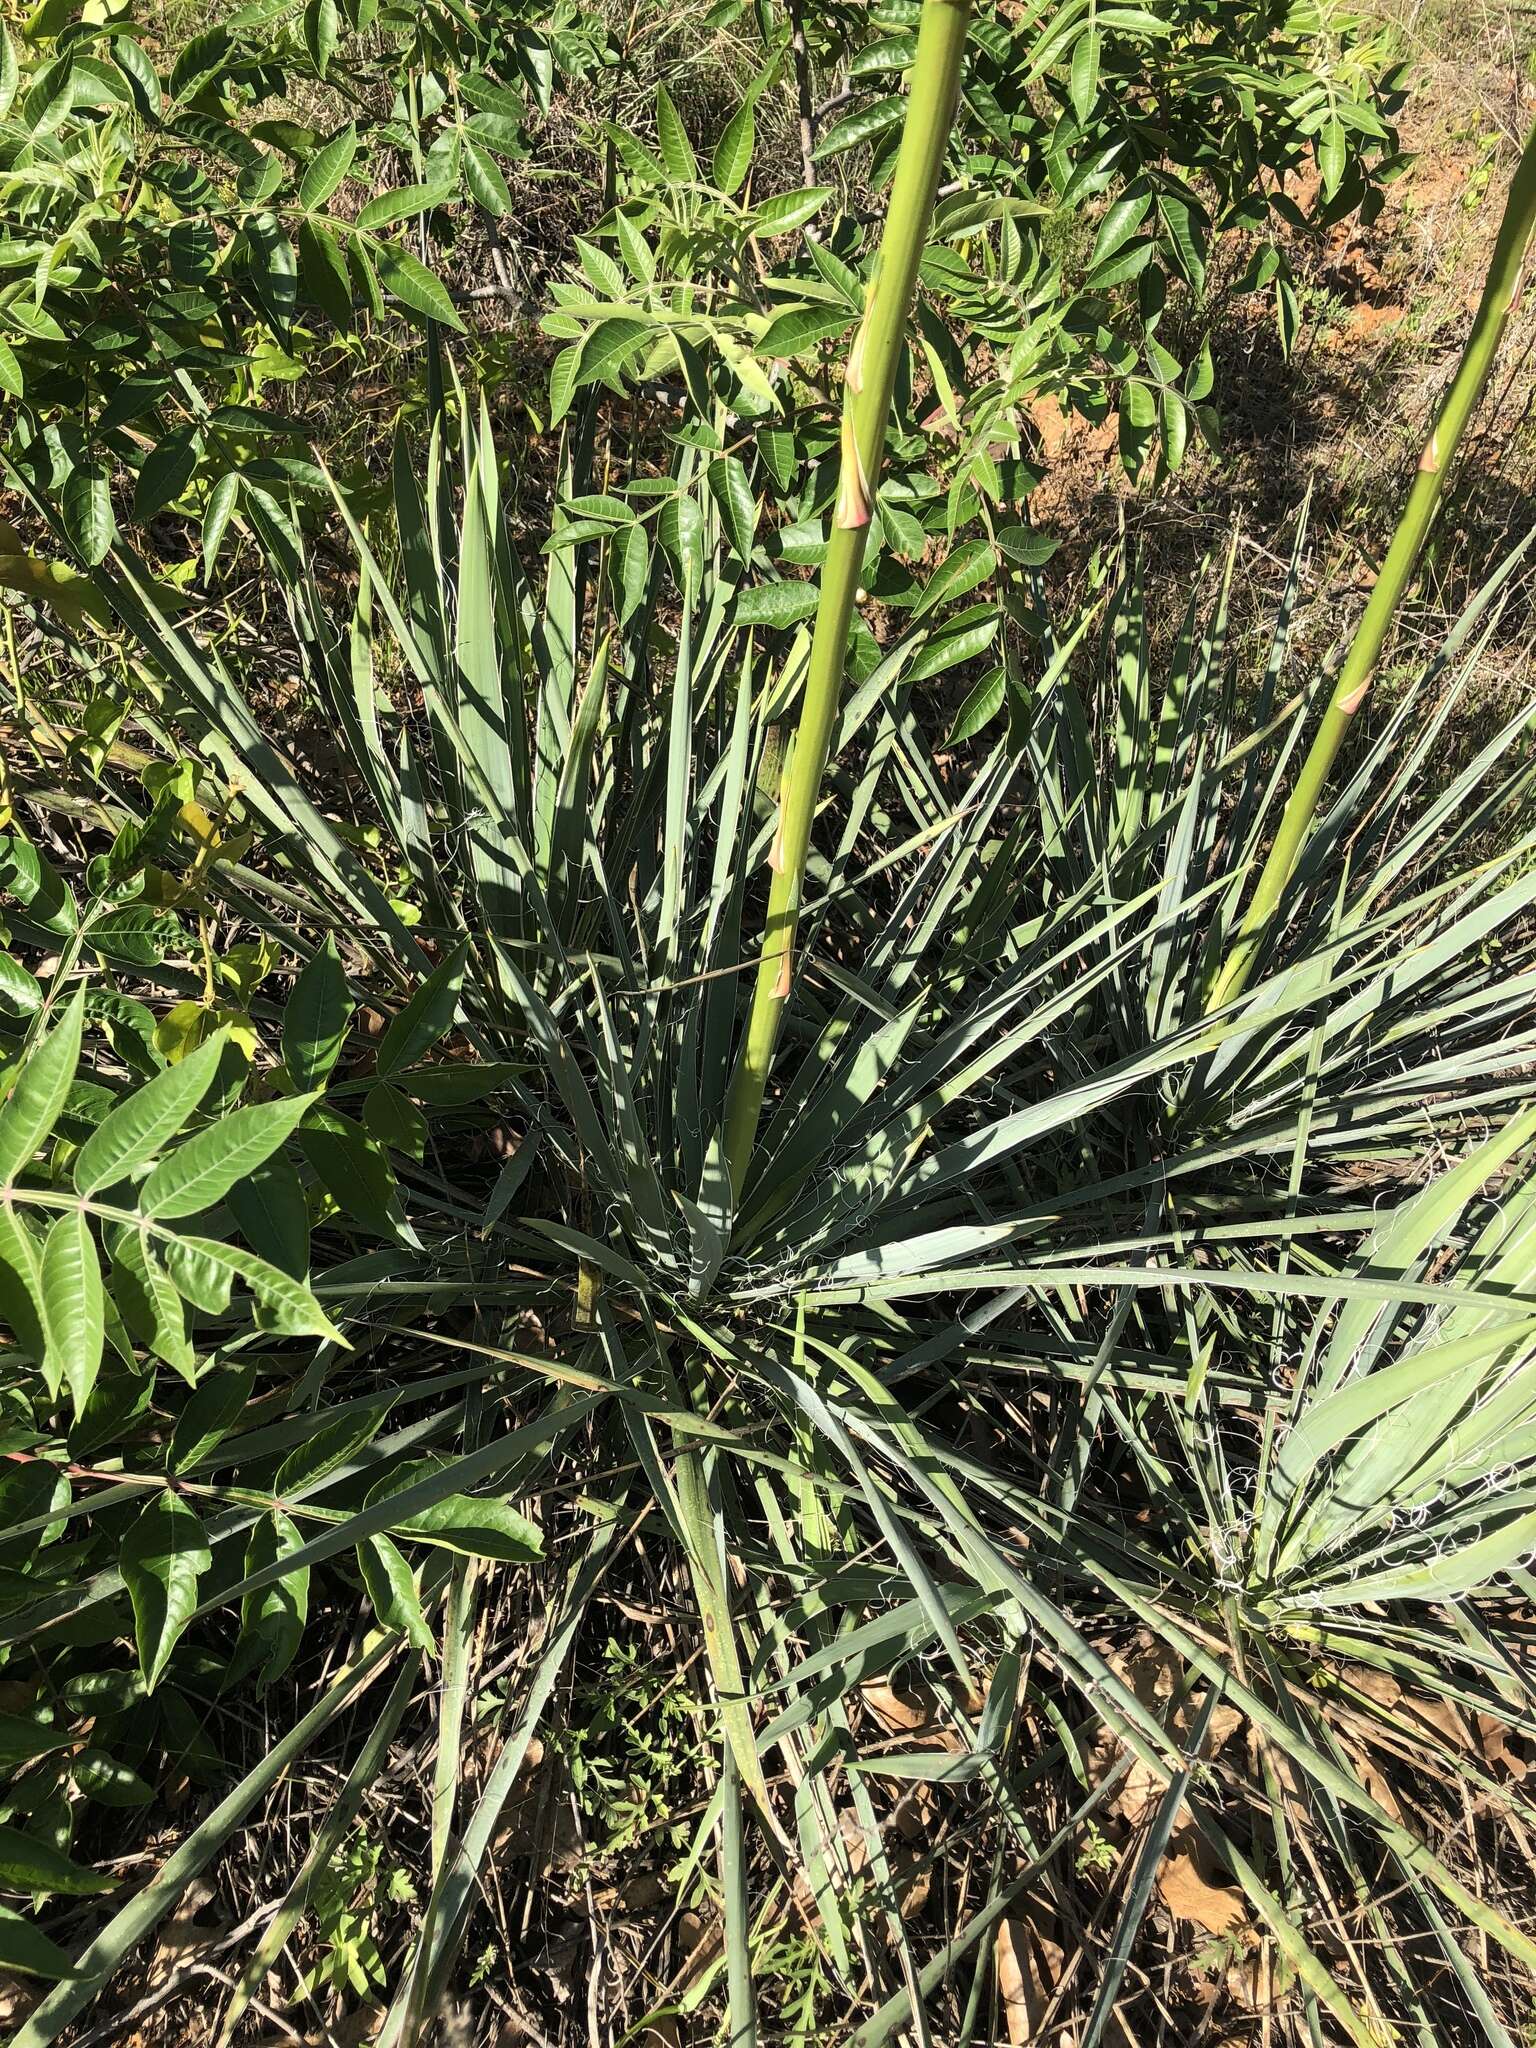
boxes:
[366,1459,543,1561]
[160,1234,340,1341]
[40,1209,104,1412]
[238,1511,309,1686]
[357,1533,435,1649]
[375,940,466,1077]
[0,1714,67,1769]
[139,1092,319,1219]
[111,1227,194,1379]
[0,1826,114,1898]
[0,993,83,1187]
[121,1492,212,1690]
[167,1362,256,1473]
[0,1904,76,1980]
[274,1396,395,1496]
[281,937,352,1089]
[72,1028,227,1195]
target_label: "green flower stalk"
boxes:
[722,0,972,1201]
[1206,120,1536,1013]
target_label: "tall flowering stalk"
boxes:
[723,0,972,1199]
[1207,123,1536,1012]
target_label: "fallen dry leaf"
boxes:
[1478,1712,1533,1782]
[0,1977,40,2029]
[861,1679,945,1739]
[996,1915,1067,2046]
[1342,1664,1402,1709]
[1158,1836,1246,1938]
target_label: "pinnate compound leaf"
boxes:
[121,1492,211,1690]
[140,1092,319,1218]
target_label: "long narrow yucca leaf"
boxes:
[1207,118,1536,1006]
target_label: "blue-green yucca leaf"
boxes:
[121,1491,212,1690]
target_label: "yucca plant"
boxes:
[1,17,1536,2048]
[1,372,1534,2043]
